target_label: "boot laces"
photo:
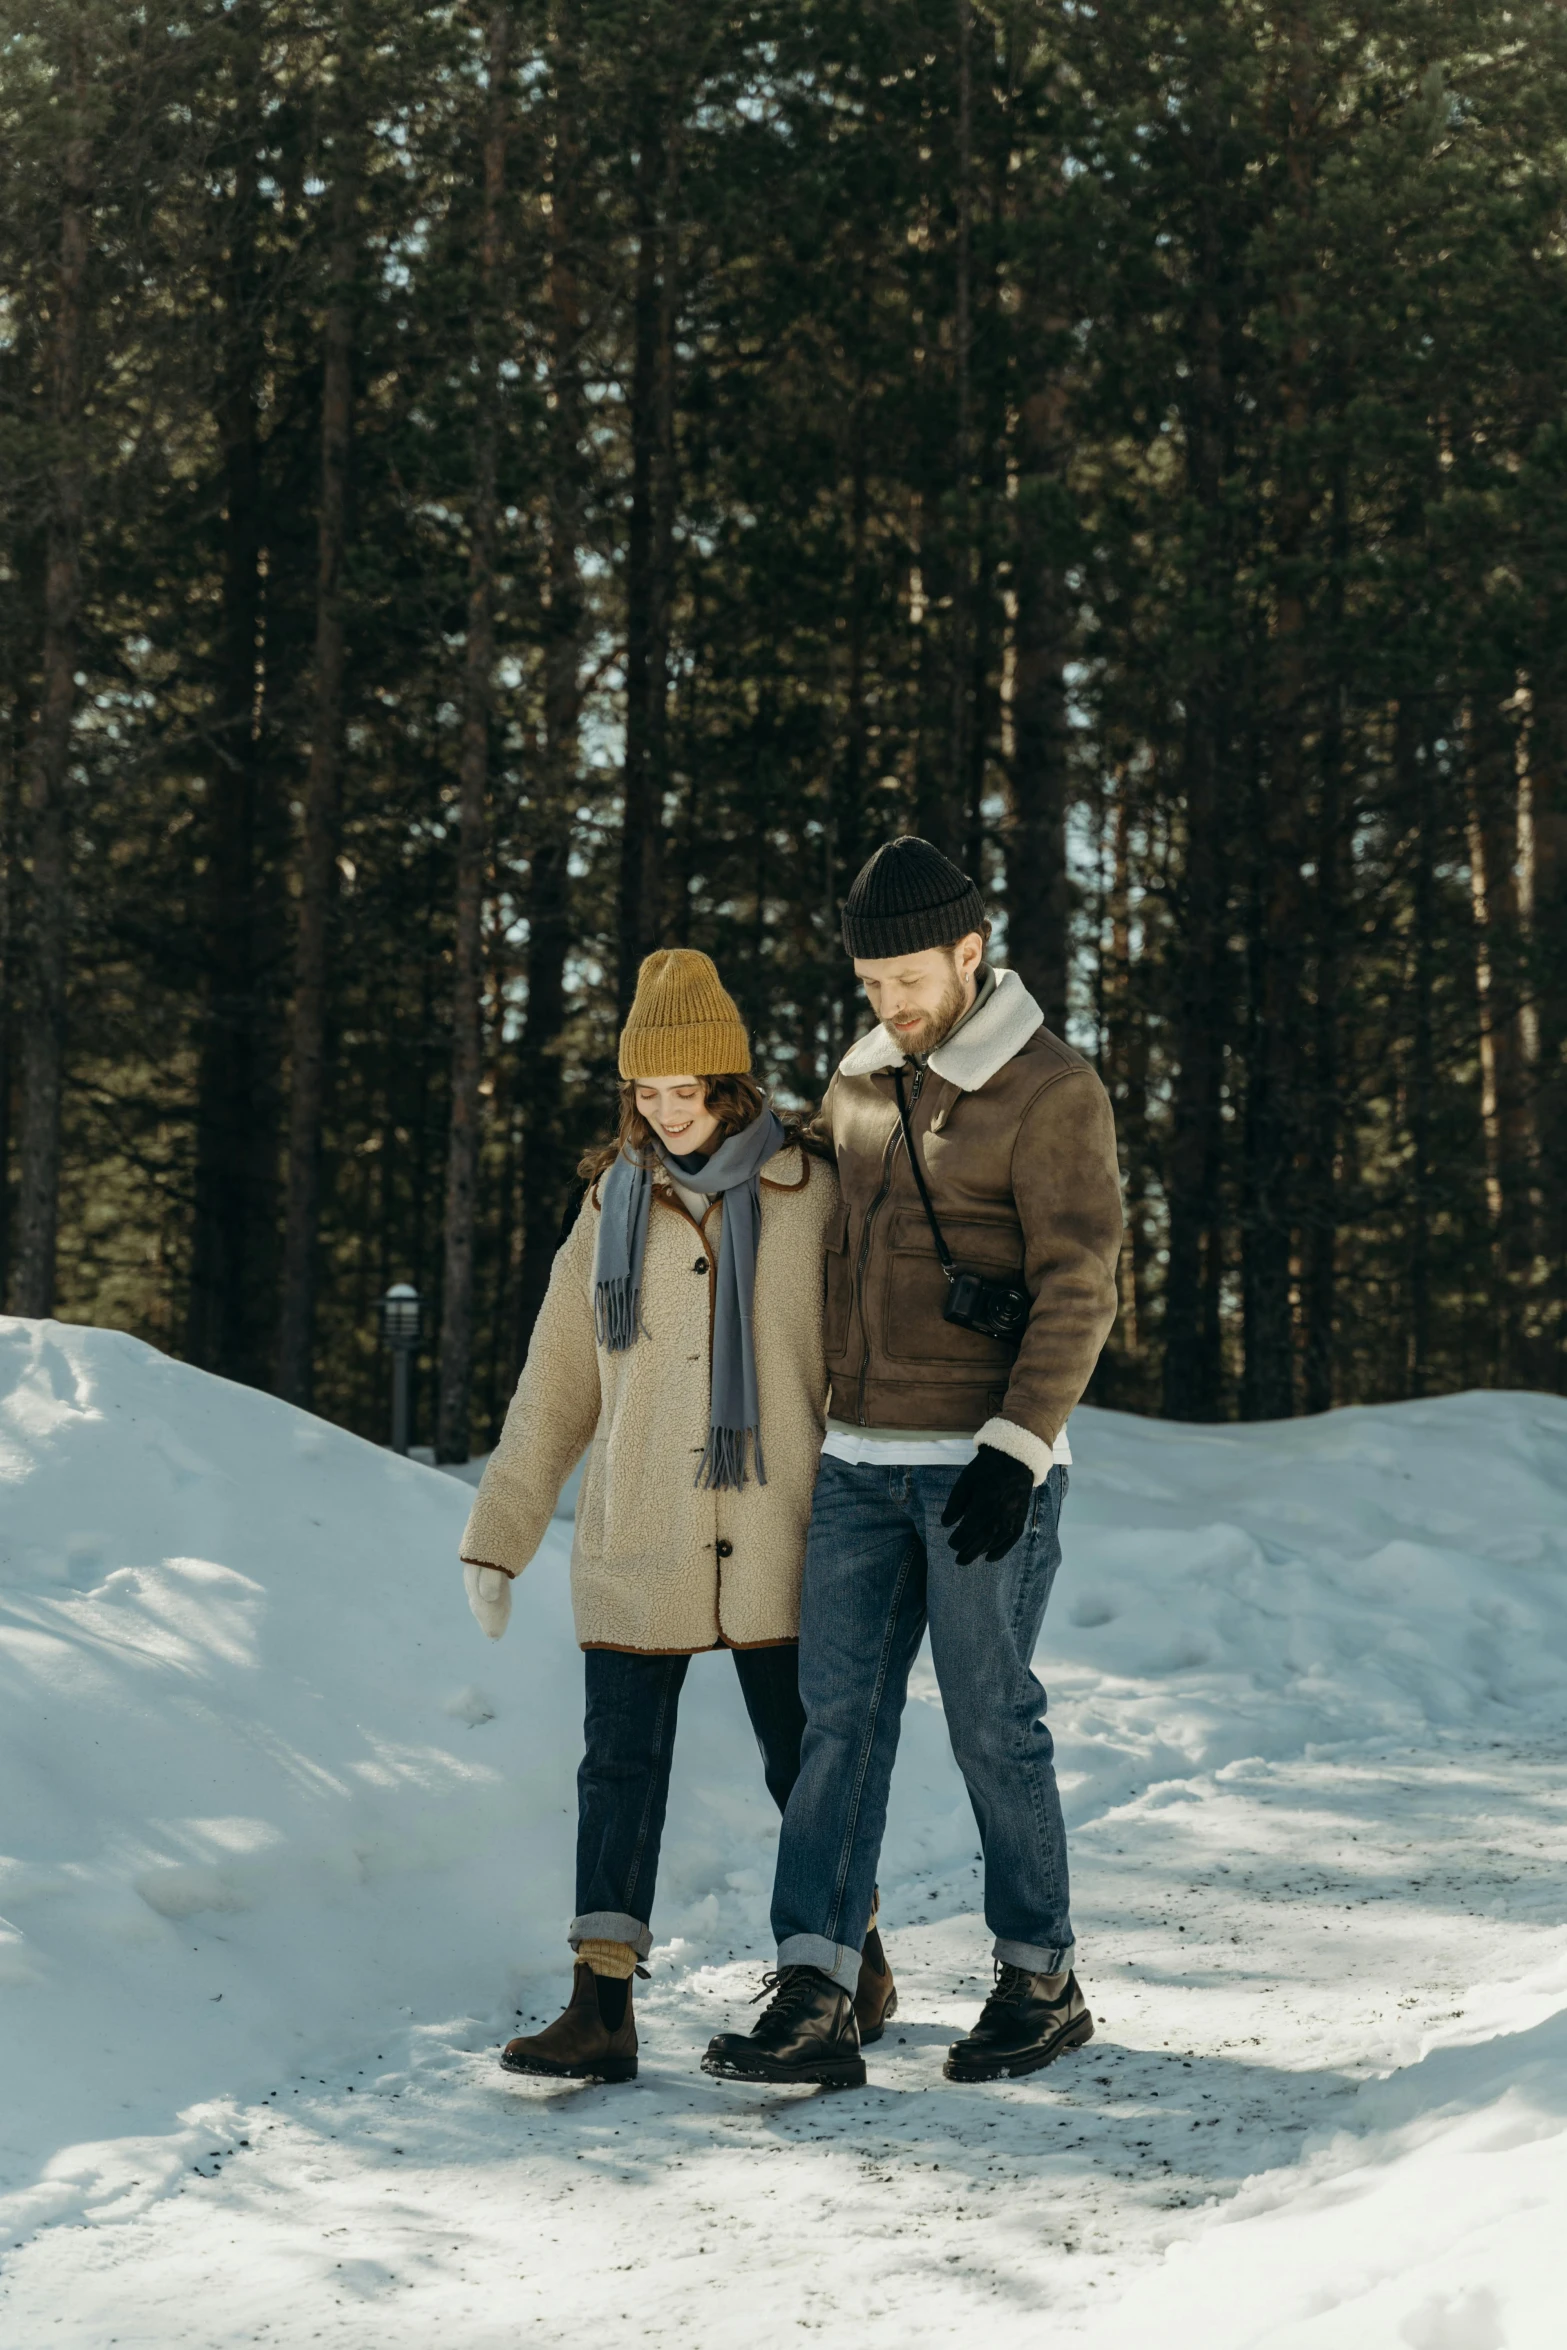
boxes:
[751,1965,828,2015]
[977,1961,1038,2022]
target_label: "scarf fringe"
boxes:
[695,1424,767,1492]
[594,1276,642,1354]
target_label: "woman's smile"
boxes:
[633,1074,722,1156]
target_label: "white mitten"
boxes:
[464,1560,513,1641]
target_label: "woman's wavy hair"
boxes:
[578,1072,823,1186]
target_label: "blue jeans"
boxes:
[571,1643,805,1960]
[771,1455,1073,1992]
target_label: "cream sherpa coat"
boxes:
[460,1143,836,1654]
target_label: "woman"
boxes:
[460,948,894,2082]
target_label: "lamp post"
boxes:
[378,1283,422,1456]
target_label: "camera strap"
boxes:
[892,1066,956,1285]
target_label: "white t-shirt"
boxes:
[820,1417,1071,1469]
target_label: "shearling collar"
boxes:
[836,967,1045,1094]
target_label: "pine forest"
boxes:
[4,0,1567,1455]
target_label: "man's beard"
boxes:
[896,964,973,1059]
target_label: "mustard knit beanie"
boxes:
[618,948,751,1079]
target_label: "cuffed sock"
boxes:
[577,1936,638,1979]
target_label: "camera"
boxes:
[942,1269,1030,1342]
[892,1066,1032,1346]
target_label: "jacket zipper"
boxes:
[853,1064,924,1424]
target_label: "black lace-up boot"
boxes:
[943,1964,1093,2082]
[702,1966,866,2089]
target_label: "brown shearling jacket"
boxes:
[818,969,1122,1480]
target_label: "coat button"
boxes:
[693,1257,708,1274]
[715,1538,733,1559]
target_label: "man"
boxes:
[704,835,1122,2089]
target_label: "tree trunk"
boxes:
[436,4,510,1463]
[840,430,870,919]
[1105,778,1149,1371]
[1467,693,1538,1382]
[948,0,975,872]
[617,93,679,1021]
[912,503,960,860]
[1160,218,1231,1422]
[1525,682,1567,1386]
[963,83,1008,887]
[14,33,90,1321]
[1401,698,1435,1396]
[276,42,361,1404]
[826,351,871,1061]
[0,690,21,1300]
[1006,174,1071,1041]
[187,0,278,1384]
[1160,619,1230,1423]
[1301,461,1348,1414]
[515,0,586,1363]
[516,816,572,1357]
[482,975,518,1442]
[1300,752,1341,1417]
[1239,21,1314,1423]
[1241,714,1308,1423]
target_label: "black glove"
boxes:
[942,1445,1034,1564]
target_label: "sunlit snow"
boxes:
[1,1314,1564,2345]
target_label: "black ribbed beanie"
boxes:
[841,836,987,960]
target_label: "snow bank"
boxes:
[1059,1398,1567,2349]
[3,1314,1567,2343]
[0,1315,943,2225]
[0,1317,627,2222]
[1061,1389,1567,1782]
[1084,1952,1567,2349]
[881,1387,1567,1901]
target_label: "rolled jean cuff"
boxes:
[994,1935,1075,1977]
[778,1931,861,1995]
[570,1911,653,1961]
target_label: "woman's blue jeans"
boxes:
[570,1642,805,1960]
[771,1455,1074,1992]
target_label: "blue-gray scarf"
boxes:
[593,1108,787,1489]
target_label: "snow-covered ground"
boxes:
[2,1315,1565,2348]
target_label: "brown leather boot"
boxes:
[853,1925,898,2046]
[500,1961,638,2083]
